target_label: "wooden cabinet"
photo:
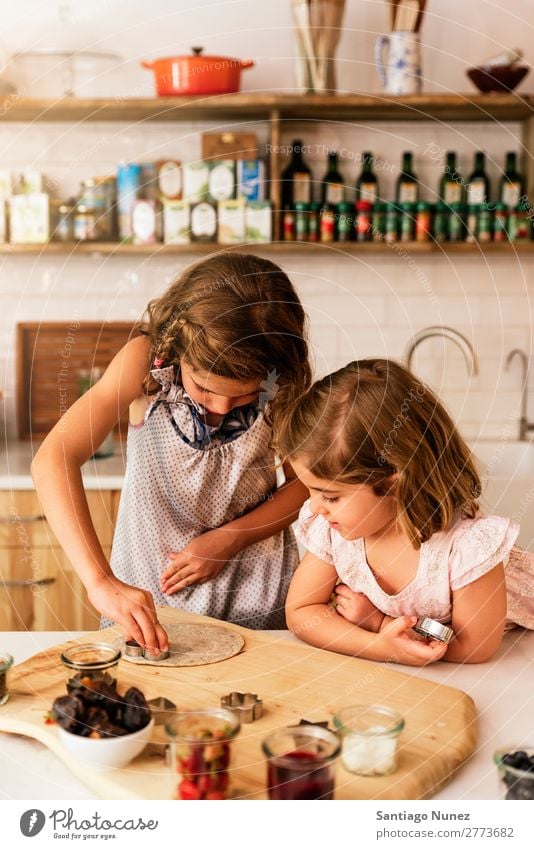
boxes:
[0,489,115,631]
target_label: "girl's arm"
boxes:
[161,459,308,593]
[31,335,168,652]
[221,460,308,549]
[442,564,507,663]
[286,552,448,666]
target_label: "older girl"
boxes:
[33,254,311,650]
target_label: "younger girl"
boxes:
[275,358,534,666]
[32,254,311,651]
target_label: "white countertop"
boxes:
[0,627,533,801]
[0,441,125,489]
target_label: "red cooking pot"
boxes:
[141,47,254,96]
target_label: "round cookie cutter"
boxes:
[413,617,454,644]
[124,640,169,661]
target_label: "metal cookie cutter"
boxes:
[221,692,263,723]
[124,640,170,661]
[413,617,454,644]
[147,696,177,725]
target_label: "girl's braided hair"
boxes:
[137,253,312,422]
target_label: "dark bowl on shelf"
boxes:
[467,65,530,94]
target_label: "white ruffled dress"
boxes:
[295,500,534,629]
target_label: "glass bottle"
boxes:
[321,151,344,206]
[281,140,312,209]
[396,152,418,204]
[499,151,525,210]
[467,152,490,206]
[440,151,463,207]
[356,152,379,205]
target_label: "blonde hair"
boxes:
[274,358,481,547]
[138,253,311,419]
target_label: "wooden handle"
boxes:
[0,514,45,523]
[1,577,56,588]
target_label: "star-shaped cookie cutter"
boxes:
[220,692,263,723]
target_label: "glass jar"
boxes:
[52,198,75,242]
[333,704,404,776]
[510,201,531,241]
[0,652,14,706]
[283,208,296,241]
[60,643,121,691]
[320,204,335,242]
[476,202,493,243]
[384,202,399,243]
[448,202,466,243]
[78,177,117,241]
[355,200,372,242]
[262,724,340,800]
[73,203,98,241]
[415,201,431,242]
[493,202,508,243]
[372,202,387,241]
[433,202,448,243]
[494,747,534,800]
[308,202,321,242]
[465,204,479,243]
[337,202,354,242]
[399,202,416,242]
[294,202,309,241]
[166,709,240,800]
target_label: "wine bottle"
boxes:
[500,151,525,209]
[467,152,490,206]
[440,151,463,206]
[321,151,344,205]
[281,140,312,209]
[396,152,418,204]
[356,152,379,204]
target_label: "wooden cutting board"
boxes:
[16,321,137,440]
[0,608,477,800]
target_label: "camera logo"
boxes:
[20,810,46,837]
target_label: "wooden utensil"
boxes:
[395,0,420,31]
[415,0,427,32]
[389,0,401,31]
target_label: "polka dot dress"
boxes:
[107,369,297,629]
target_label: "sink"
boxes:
[469,440,534,551]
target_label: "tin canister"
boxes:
[433,203,448,243]
[117,163,142,241]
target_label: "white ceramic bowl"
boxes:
[57,718,155,772]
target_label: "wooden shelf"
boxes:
[3,240,534,256]
[1,93,533,123]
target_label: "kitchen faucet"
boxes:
[505,348,534,441]
[404,326,479,376]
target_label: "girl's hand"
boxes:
[376,616,449,666]
[160,529,237,594]
[88,575,168,653]
[335,585,386,632]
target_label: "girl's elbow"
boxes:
[285,602,315,637]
